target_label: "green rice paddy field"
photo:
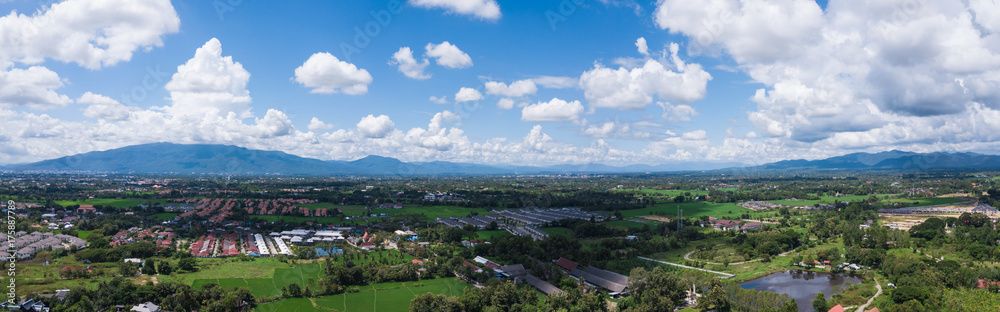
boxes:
[254,278,468,312]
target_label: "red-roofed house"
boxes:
[411,259,424,265]
[828,304,845,312]
[462,261,482,273]
[77,205,96,215]
[864,308,880,312]
[554,257,579,271]
[978,279,1000,289]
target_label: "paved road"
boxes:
[637,256,735,278]
[855,277,882,312]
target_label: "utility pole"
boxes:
[677,205,682,231]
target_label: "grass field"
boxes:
[255,278,468,312]
[880,197,967,207]
[53,198,166,208]
[75,230,92,240]
[614,202,767,219]
[369,205,488,221]
[475,230,508,240]
[192,262,323,298]
[766,194,874,207]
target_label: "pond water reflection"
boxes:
[739,270,863,312]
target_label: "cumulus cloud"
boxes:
[389,47,430,80]
[579,43,711,110]
[308,117,334,132]
[429,95,449,104]
[294,52,372,95]
[425,41,473,69]
[657,102,698,122]
[636,37,649,56]
[79,92,136,121]
[531,76,578,89]
[0,65,71,109]
[356,114,395,138]
[521,98,584,122]
[654,0,1000,149]
[405,110,467,151]
[0,0,180,69]
[410,0,501,21]
[162,38,253,118]
[497,98,515,110]
[454,87,483,103]
[485,79,537,97]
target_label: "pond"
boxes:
[739,270,864,312]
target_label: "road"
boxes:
[637,256,735,278]
[855,277,882,312]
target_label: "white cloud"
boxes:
[0,65,71,109]
[79,92,136,121]
[485,79,537,97]
[497,98,515,110]
[294,52,372,95]
[356,114,395,138]
[580,43,711,110]
[454,87,483,103]
[654,0,1000,148]
[410,0,501,21]
[308,117,334,132]
[405,110,467,151]
[429,95,449,104]
[531,76,578,89]
[681,130,707,140]
[636,37,649,56]
[657,102,698,122]
[0,0,180,69]
[521,98,584,122]
[389,47,430,80]
[425,41,473,69]
[163,38,253,118]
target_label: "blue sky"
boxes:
[2,0,1000,166]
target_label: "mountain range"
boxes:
[6,143,1000,175]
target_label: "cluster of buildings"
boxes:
[494,207,605,226]
[738,201,783,211]
[554,257,629,297]
[423,193,466,201]
[471,256,565,296]
[174,198,326,222]
[877,203,997,215]
[706,217,763,232]
[269,229,345,245]
[109,227,173,248]
[436,207,605,241]
[376,203,404,209]
[0,232,87,260]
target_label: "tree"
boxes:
[158,261,172,275]
[119,262,139,277]
[287,283,302,298]
[178,257,197,272]
[410,292,464,312]
[699,285,728,311]
[141,259,156,275]
[812,292,828,312]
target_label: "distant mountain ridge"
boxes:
[7,143,740,175]
[761,150,1000,170]
[10,144,999,175]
